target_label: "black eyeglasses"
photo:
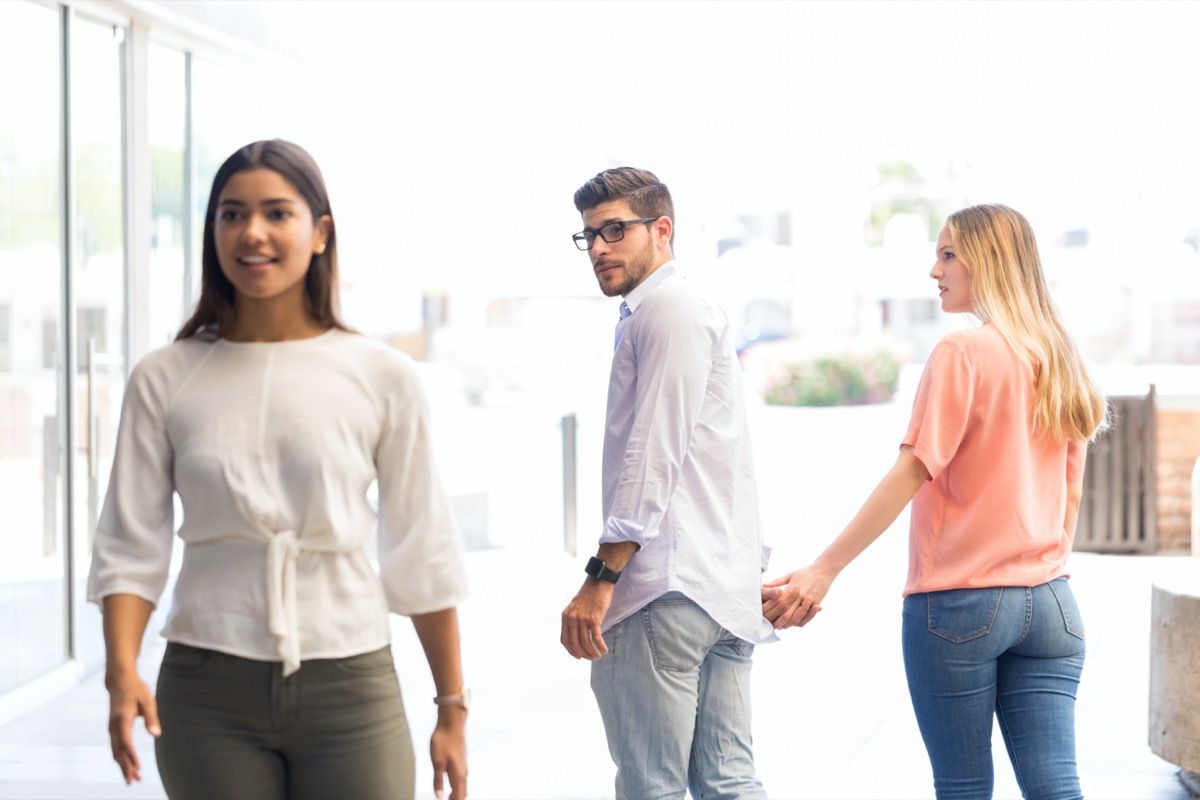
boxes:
[572,217,658,251]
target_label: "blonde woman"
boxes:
[762,205,1106,800]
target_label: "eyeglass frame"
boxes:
[572,217,660,251]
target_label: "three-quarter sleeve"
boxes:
[602,294,716,547]
[86,360,176,606]
[901,339,976,481]
[375,372,468,616]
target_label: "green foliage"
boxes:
[763,350,901,407]
[864,160,947,246]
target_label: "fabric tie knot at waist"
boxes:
[266,530,302,677]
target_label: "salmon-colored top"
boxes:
[901,325,1086,597]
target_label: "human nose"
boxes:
[240,212,267,244]
[929,260,942,280]
[590,233,612,258]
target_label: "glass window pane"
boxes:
[71,15,127,672]
[0,0,66,691]
[149,43,187,348]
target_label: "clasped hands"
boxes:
[761,564,833,629]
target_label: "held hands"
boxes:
[560,579,614,660]
[430,708,468,800]
[104,670,160,784]
[761,564,834,629]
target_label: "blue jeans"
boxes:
[902,578,1086,800]
[591,592,767,800]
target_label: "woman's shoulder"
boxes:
[330,331,423,392]
[124,337,216,413]
[935,325,1008,358]
[130,336,213,382]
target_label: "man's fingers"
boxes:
[563,616,592,660]
[562,621,580,659]
[559,617,575,657]
[589,621,608,658]
[762,588,793,619]
[562,612,586,659]
[577,619,600,660]
[763,574,790,588]
[779,598,809,629]
[766,590,801,625]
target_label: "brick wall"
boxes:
[1157,409,1200,552]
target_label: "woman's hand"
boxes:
[430,708,468,800]
[104,669,160,784]
[761,564,835,629]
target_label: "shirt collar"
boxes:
[622,260,678,315]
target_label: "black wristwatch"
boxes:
[585,556,622,584]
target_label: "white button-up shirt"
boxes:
[600,262,776,645]
[87,329,468,676]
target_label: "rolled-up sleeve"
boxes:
[375,373,468,616]
[602,296,716,547]
[87,361,176,606]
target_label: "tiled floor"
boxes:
[0,546,1192,800]
[1,398,1195,799]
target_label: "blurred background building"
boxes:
[3,0,1200,736]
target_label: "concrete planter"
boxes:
[1149,575,1200,793]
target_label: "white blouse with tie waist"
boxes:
[86,328,469,677]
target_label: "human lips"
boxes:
[237,253,277,269]
[594,261,622,276]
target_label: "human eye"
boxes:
[218,209,242,222]
[600,222,624,241]
[268,208,293,221]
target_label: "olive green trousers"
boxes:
[155,643,415,800]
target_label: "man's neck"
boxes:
[622,256,675,299]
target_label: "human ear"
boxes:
[653,215,673,246]
[313,214,333,255]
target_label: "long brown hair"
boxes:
[176,139,350,340]
[946,204,1107,442]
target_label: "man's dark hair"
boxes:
[574,167,675,245]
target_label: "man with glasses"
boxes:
[560,167,775,799]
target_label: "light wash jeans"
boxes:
[902,578,1087,800]
[591,591,767,800]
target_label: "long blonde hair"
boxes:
[947,204,1107,442]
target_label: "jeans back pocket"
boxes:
[1048,578,1085,641]
[927,587,1003,643]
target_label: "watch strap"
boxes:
[585,556,622,583]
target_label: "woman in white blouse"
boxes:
[89,139,470,800]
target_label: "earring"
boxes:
[315,244,326,255]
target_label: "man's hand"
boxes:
[560,579,614,660]
[105,670,160,784]
[430,707,468,800]
[761,563,833,629]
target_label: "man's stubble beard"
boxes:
[598,246,653,298]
